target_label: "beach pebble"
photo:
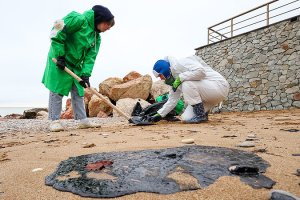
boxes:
[102,134,108,136]
[181,139,195,144]
[32,168,43,172]
[238,142,255,147]
[248,134,256,138]
[269,190,300,200]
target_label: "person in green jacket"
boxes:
[42,5,115,132]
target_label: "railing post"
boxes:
[231,18,233,37]
[267,3,270,25]
[208,28,210,44]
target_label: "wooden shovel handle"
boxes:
[52,58,130,120]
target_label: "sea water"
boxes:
[0,107,34,117]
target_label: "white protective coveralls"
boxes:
[157,55,230,119]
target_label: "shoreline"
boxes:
[0,107,65,118]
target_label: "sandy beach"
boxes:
[0,109,299,200]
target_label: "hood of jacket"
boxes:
[83,9,95,30]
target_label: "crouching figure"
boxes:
[149,55,229,123]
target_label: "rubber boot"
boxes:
[186,103,208,123]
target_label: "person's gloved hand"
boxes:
[79,75,90,88]
[56,56,66,70]
[148,113,162,122]
[172,77,181,92]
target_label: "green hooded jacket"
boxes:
[42,9,101,96]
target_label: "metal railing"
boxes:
[207,0,300,44]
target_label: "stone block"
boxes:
[282,44,289,50]
[293,93,300,100]
[286,86,299,94]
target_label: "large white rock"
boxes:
[109,75,152,101]
[150,80,169,101]
[113,98,150,117]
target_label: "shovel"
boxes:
[52,58,153,126]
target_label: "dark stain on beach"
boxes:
[45,145,275,198]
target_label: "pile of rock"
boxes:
[60,71,169,119]
[2,71,170,120]
[4,108,48,120]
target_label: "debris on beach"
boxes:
[83,143,96,148]
[85,160,113,171]
[280,129,299,132]
[252,148,268,153]
[46,145,275,198]
[222,135,237,138]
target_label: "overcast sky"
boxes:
[0,0,297,107]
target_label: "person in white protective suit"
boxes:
[148,55,230,123]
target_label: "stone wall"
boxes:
[195,16,300,112]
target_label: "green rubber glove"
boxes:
[148,113,162,122]
[172,77,181,92]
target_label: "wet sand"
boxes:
[1,109,299,200]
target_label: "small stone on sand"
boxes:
[181,139,195,144]
[238,142,255,147]
[32,168,43,172]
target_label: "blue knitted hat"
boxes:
[153,60,170,79]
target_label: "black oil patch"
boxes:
[45,146,275,198]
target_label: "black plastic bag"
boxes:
[131,99,179,121]
[131,102,143,116]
